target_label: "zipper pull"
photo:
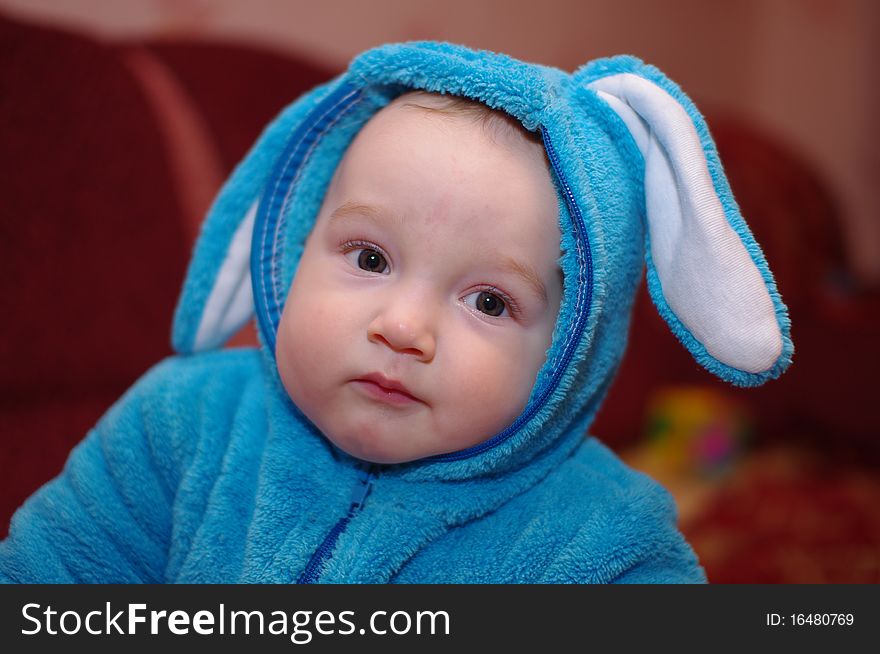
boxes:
[349,464,375,510]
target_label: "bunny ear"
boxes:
[189,201,257,352]
[171,187,258,354]
[586,70,792,385]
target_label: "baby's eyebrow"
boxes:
[329,201,401,227]
[498,256,548,305]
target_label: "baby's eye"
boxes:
[464,291,507,317]
[346,247,389,274]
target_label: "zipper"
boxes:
[296,464,377,583]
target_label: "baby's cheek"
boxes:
[285,281,345,355]
[277,294,336,408]
[446,348,533,438]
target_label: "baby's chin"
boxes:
[316,416,451,464]
[324,430,433,465]
[300,393,515,464]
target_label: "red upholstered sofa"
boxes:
[2,12,878,581]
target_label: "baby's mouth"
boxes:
[351,373,424,407]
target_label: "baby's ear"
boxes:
[578,60,792,386]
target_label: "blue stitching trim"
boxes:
[252,83,363,352]
[269,91,364,319]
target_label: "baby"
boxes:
[1,42,791,583]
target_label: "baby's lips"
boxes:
[355,372,425,404]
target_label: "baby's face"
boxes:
[276,95,562,463]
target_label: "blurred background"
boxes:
[1,0,878,582]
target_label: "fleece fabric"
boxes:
[0,42,792,583]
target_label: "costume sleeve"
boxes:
[0,358,194,583]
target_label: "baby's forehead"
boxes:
[335,92,552,206]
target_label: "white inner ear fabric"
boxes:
[193,201,257,351]
[589,74,782,373]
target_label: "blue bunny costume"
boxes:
[1,42,792,583]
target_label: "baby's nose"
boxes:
[367,309,436,363]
